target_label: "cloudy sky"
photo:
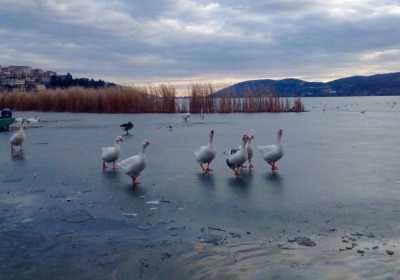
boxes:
[1,0,400,91]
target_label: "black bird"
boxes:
[120,121,134,135]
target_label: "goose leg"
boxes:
[132,176,140,186]
[206,163,213,172]
[112,161,116,171]
[271,161,278,171]
[234,168,240,177]
[249,161,254,170]
[102,161,107,171]
[267,160,274,170]
[200,164,206,173]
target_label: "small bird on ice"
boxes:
[120,121,134,135]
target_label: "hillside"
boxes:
[0,65,115,92]
[214,72,400,97]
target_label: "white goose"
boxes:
[10,119,26,153]
[101,136,124,171]
[118,140,150,186]
[225,134,254,170]
[226,134,249,176]
[27,116,40,124]
[258,129,284,172]
[194,130,216,173]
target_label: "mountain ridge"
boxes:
[214,72,400,97]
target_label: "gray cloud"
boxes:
[1,0,400,90]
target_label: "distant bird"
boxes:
[182,113,191,122]
[258,129,284,172]
[27,116,40,124]
[194,130,216,173]
[120,121,134,135]
[226,134,249,177]
[101,136,124,171]
[118,140,150,186]
[360,110,366,114]
[10,119,26,153]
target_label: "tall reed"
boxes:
[0,86,177,113]
[186,84,305,113]
[0,85,305,113]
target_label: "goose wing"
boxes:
[195,146,215,163]
[227,149,247,167]
[224,147,239,156]
[118,155,145,176]
[101,146,118,161]
[258,145,282,161]
[10,131,24,145]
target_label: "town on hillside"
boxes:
[0,65,115,92]
[0,65,55,92]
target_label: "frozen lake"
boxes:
[1,96,400,279]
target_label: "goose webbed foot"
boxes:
[269,161,278,172]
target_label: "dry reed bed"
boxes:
[189,84,305,113]
[0,85,305,113]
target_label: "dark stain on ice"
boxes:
[63,210,94,224]
[288,236,317,247]
[2,178,24,184]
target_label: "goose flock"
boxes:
[8,118,284,187]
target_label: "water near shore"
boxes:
[1,96,400,279]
